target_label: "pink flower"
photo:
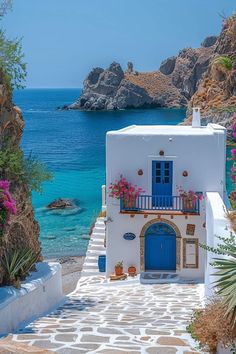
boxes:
[231,149,236,159]
[0,180,10,190]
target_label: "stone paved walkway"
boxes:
[10,275,205,354]
[2,217,207,353]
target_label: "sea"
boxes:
[13,89,232,259]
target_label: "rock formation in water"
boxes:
[67,34,217,111]
[0,73,41,284]
[68,62,187,110]
[47,198,74,209]
[184,15,236,126]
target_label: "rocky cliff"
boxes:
[69,62,187,110]
[184,15,236,126]
[68,35,216,111]
[0,73,41,284]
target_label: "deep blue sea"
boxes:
[13,89,231,259]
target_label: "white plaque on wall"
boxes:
[183,238,198,268]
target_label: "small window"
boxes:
[156,169,161,176]
[156,162,161,168]
[156,177,161,183]
[164,170,169,176]
[165,162,169,169]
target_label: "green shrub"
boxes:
[0,0,26,90]
[1,248,39,288]
[214,56,233,71]
[0,144,53,193]
[201,232,236,325]
[23,152,53,193]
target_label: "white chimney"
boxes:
[192,107,201,128]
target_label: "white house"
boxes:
[105,108,227,281]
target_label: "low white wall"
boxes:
[205,192,232,297]
[0,262,64,335]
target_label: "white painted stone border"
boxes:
[0,262,64,335]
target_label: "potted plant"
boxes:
[178,187,203,212]
[128,266,136,276]
[109,175,144,209]
[115,261,123,276]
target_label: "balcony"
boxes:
[120,195,200,215]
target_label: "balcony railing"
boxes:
[120,195,200,214]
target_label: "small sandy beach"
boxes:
[47,256,85,294]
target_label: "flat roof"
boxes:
[107,123,225,136]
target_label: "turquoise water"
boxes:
[14,89,230,259]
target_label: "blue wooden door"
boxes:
[145,222,176,271]
[152,161,173,207]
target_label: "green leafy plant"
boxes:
[115,261,123,268]
[201,233,236,325]
[0,144,53,193]
[1,248,39,288]
[22,152,53,193]
[214,56,233,71]
[0,30,26,90]
[0,0,26,90]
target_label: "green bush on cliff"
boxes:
[214,56,233,71]
[0,0,26,89]
[0,144,53,193]
[0,29,26,89]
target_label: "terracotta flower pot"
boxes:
[115,266,123,276]
[182,198,196,211]
[124,197,136,209]
[128,266,136,276]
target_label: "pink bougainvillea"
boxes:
[0,180,16,237]
[109,175,144,201]
[177,187,204,201]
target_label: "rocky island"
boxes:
[65,14,236,128]
[66,35,216,111]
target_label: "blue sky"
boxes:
[2,0,236,88]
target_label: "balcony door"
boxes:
[152,161,173,207]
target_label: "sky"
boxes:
[2,0,236,88]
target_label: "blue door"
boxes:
[145,223,176,271]
[152,161,173,207]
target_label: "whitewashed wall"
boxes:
[205,192,232,297]
[0,262,64,335]
[106,124,226,277]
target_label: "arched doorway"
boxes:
[144,222,176,271]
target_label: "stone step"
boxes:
[90,239,105,245]
[87,249,106,255]
[91,232,105,238]
[87,246,106,253]
[140,272,180,284]
[93,227,105,233]
[84,257,98,264]
[90,236,105,242]
[83,264,99,270]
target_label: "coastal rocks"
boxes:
[0,72,41,284]
[184,14,236,127]
[168,45,215,99]
[114,79,153,109]
[47,198,74,210]
[68,62,186,111]
[201,35,218,48]
[159,56,176,75]
[68,33,218,111]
